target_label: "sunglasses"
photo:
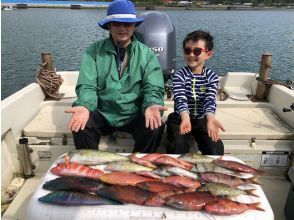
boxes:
[183,47,208,56]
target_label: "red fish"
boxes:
[163,176,201,189]
[99,172,157,186]
[154,155,193,170]
[140,153,164,162]
[213,157,266,175]
[165,192,217,211]
[50,163,104,179]
[136,181,183,192]
[204,198,265,215]
[135,171,162,180]
[97,185,165,206]
[129,153,157,168]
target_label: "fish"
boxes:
[129,153,157,168]
[135,171,162,180]
[198,182,259,198]
[166,166,200,180]
[56,149,128,165]
[191,162,248,178]
[165,191,217,211]
[163,176,201,189]
[199,171,261,186]
[99,172,157,186]
[154,155,193,170]
[50,163,104,179]
[97,185,165,206]
[42,176,107,194]
[213,157,266,175]
[140,153,164,162]
[178,152,214,163]
[104,161,154,172]
[204,198,265,215]
[38,191,121,205]
[136,181,183,192]
[152,166,173,177]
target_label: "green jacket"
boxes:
[74,36,165,127]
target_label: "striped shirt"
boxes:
[172,66,219,119]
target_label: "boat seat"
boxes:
[216,107,294,140]
[23,105,294,146]
[22,105,136,147]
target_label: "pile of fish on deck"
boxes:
[39,150,266,216]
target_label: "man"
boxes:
[65,0,167,153]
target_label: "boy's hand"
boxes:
[206,116,225,142]
[145,105,168,130]
[179,112,191,135]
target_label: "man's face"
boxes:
[183,39,212,72]
[109,22,135,47]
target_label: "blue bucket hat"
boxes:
[98,0,144,30]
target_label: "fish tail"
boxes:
[247,176,262,185]
[248,202,265,211]
[245,189,259,197]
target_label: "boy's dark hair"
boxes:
[183,30,214,51]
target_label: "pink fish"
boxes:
[200,171,261,186]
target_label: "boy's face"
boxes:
[183,39,212,73]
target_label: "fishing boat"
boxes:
[1,5,13,10]
[1,11,293,220]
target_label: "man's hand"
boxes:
[145,105,168,130]
[207,117,225,142]
[179,112,191,135]
[65,106,90,132]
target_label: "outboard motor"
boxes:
[135,11,176,84]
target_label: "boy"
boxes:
[166,30,225,155]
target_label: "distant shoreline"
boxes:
[2,3,294,11]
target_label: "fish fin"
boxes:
[247,176,262,185]
[248,202,265,211]
[197,173,206,186]
[190,164,198,172]
[64,154,70,168]
[245,189,259,197]
[254,169,266,176]
[185,187,196,192]
[129,153,137,158]
[55,156,65,164]
[213,156,225,162]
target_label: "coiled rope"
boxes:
[257,77,293,90]
[36,66,64,100]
